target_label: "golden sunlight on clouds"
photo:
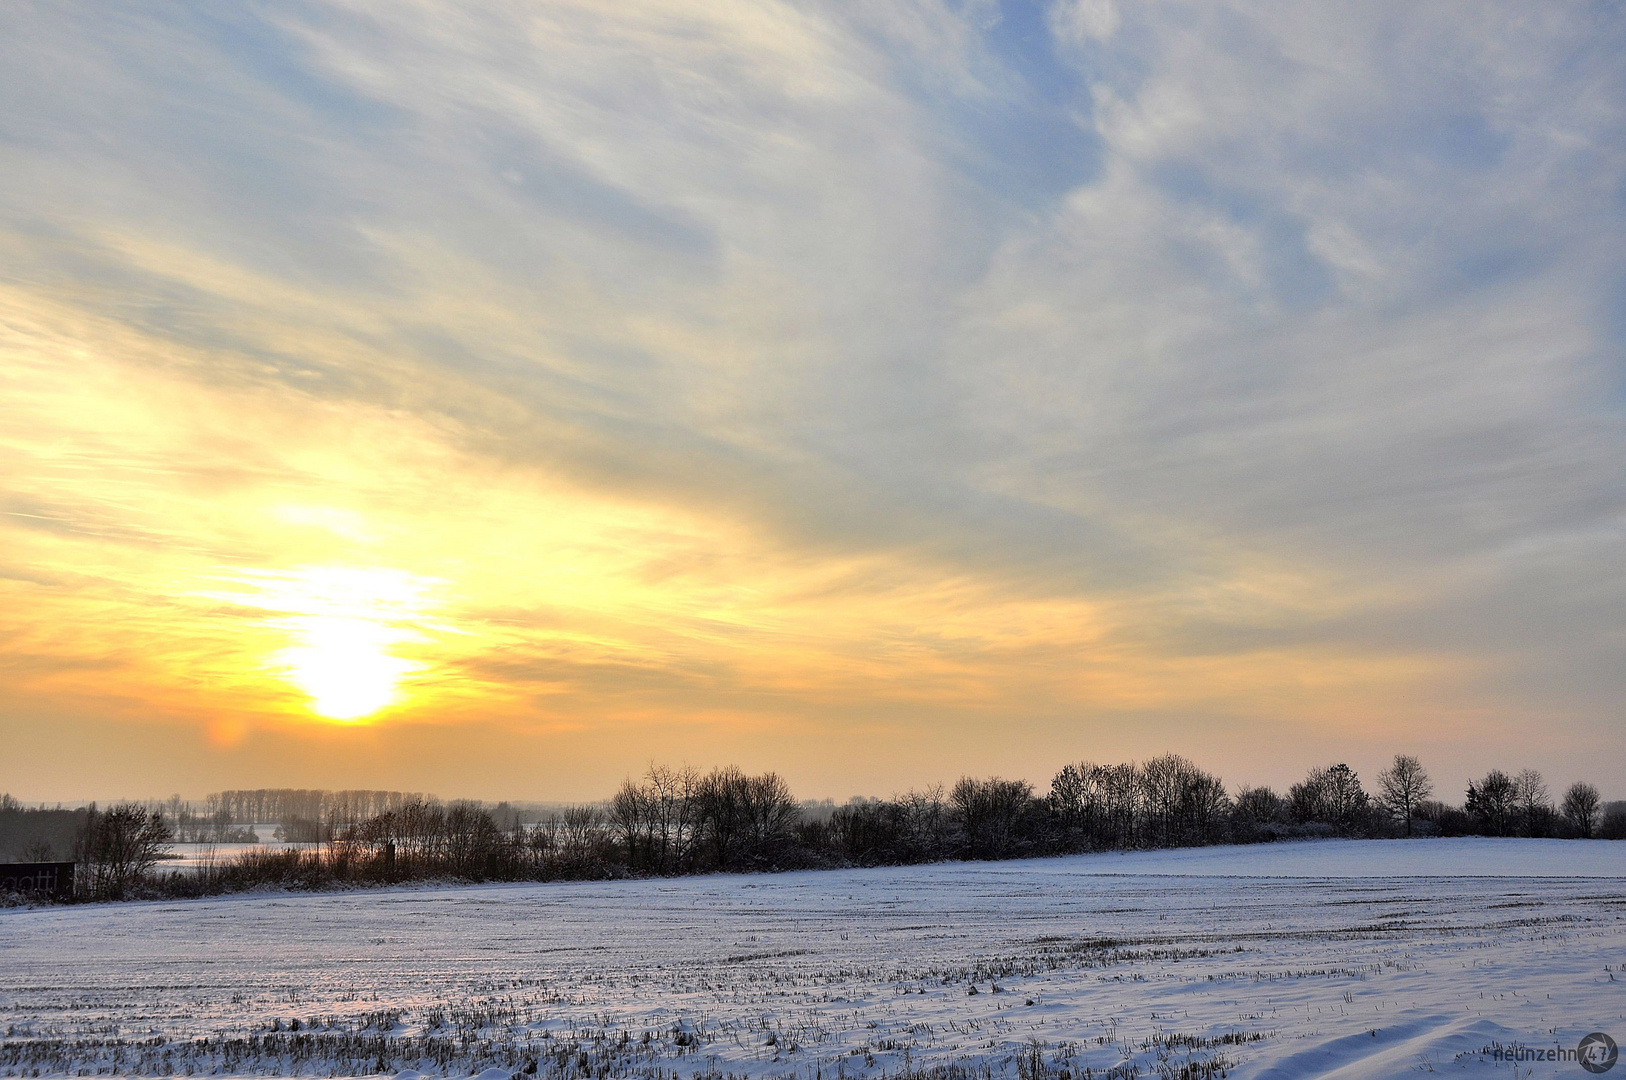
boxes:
[0,258,1466,789]
[0,255,1463,741]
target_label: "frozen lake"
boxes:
[2,837,1623,1078]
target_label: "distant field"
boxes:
[2,838,1623,1079]
[161,841,305,868]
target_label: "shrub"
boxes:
[1600,802,1626,841]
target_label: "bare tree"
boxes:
[1233,785,1283,824]
[1288,768,1327,826]
[739,772,799,862]
[444,801,503,879]
[1229,784,1284,843]
[1467,770,1518,836]
[950,777,1034,859]
[77,803,173,899]
[1076,762,1136,849]
[1562,782,1601,839]
[1138,754,1191,849]
[1049,763,1099,836]
[608,763,702,874]
[1291,764,1371,835]
[1186,769,1232,845]
[1376,755,1433,837]
[1514,769,1552,837]
[827,798,908,865]
[901,785,952,861]
[696,766,752,869]
[558,804,604,868]
[648,764,700,872]
[609,777,652,869]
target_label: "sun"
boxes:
[205,564,435,723]
[278,615,418,721]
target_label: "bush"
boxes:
[76,803,173,900]
[1600,802,1626,841]
[1229,786,1287,843]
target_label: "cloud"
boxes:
[1048,0,1119,46]
[0,0,1622,797]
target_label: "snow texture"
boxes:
[2,838,1623,1079]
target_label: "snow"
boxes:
[1000,836,1626,878]
[161,840,311,868]
[2,837,1622,1079]
[160,825,309,868]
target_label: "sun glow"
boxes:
[203,565,436,722]
[278,615,418,721]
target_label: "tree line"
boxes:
[3,754,1621,901]
[199,789,433,841]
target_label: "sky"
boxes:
[2,1,1624,804]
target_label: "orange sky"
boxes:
[2,2,1623,802]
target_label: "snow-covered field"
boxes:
[161,842,305,869]
[160,825,305,869]
[3,838,1623,1079]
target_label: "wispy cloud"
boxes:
[0,0,1622,798]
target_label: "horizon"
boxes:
[3,2,1624,804]
[6,748,1621,812]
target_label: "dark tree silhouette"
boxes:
[1514,769,1552,838]
[1466,770,1519,836]
[1290,764,1371,835]
[1562,782,1601,839]
[76,803,172,899]
[1376,755,1433,837]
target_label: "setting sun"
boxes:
[196,565,435,723]
[277,615,417,721]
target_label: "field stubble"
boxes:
[2,839,1623,1079]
